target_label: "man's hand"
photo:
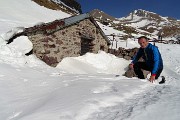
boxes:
[149,75,155,83]
[129,63,134,69]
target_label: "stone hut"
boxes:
[9,13,110,67]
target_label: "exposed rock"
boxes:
[90,9,117,22]
[124,69,137,78]
[42,55,58,67]
[32,0,82,15]
[124,68,150,78]
[109,47,139,60]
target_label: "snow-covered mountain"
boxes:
[91,9,180,40]
[26,1,180,40]
[119,9,180,37]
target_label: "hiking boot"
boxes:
[159,76,165,84]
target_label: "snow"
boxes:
[0,0,180,120]
[0,0,70,34]
[97,21,127,36]
[1,27,24,41]
[57,51,130,74]
[130,19,154,28]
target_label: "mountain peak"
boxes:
[90,9,117,21]
[130,9,159,19]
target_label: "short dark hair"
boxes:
[138,36,148,40]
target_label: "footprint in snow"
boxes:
[92,84,118,94]
[50,72,61,76]
[16,69,21,71]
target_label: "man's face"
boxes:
[138,38,148,48]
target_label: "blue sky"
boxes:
[77,0,180,19]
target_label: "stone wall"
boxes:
[109,47,139,60]
[108,47,148,78]
[28,19,109,67]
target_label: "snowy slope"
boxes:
[0,1,180,120]
[0,0,70,34]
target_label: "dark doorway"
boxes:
[80,38,94,55]
[100,45,105,51]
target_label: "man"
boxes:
[129,36,163,83]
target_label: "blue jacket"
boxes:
[132,43,163,74]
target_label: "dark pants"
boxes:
[134,62,163,79]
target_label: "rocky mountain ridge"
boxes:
[32,0,82,15]
[90,9,180,40]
